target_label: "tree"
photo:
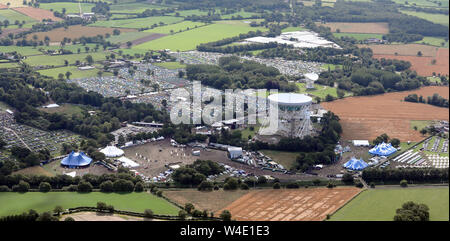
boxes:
[65,71,72,80]
[64,217,75,221]
[420,128,427,136]
[13,181,30,192]
[144,209,154,218]
[185,203,195,214]
[220,210,232,221]
[341,173,354,185]
[39,182,52,192]
[394,201,429,221]
[100,180,114,192]
[134,182,144,192]
[257,175,267,184]
[178,210,187,220]
[53,206,64,216]
[77,181,93,193]
[36,212,58,221]
[273,182,281,189]
[85,55,94,65]
[400,179,408,187]
[390,138,400,147]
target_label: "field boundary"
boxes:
[326,188,366,221]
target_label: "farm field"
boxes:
[282,26,307,32]
[144,21,208,34]
[61,211,145,221]
[0,0,24,8]
[133,23,267,51]
[321,86,450,142]
[13,6,62,21]
[218,188,362,221]
[373,48,449,76]
[38,65,111,79]
[330,187,449,221]
[109,2,167,13]
[0,45,42,56]
[24,52,108,66]
[0,62,19,68]
[0,192,180,217]
[333,32,383,41]
[39,2,95,14]
[106,31,156,44]
[400,10,449,26]
[358,44,449,76]
[153,61,186,69]
[89,16,182,29]
[12,166,53,177]
[316,22,389,34]
[0,8,36,23]
[393,0,449,8]
[415,37,449,48]
[164,189,250,212]
[26,25,137,42]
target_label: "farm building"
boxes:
[100,146,124,158]
[61,151,92,168]
[228,147,243,159]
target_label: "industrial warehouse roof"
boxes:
[61,151,92,167]
[369,142,397,156]
[100,146,124,158]
[268,93,312,106]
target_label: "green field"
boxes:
[0,192,180,217]
[0,62,20,68]
[282,26,308,32]
[24,52,108,66]
[400,10,449,26]
[296,82,352,99]
[415,37,449,48]
[38,65,111,79]
[144,21,208,34]
[0,46,42,56]
[0,9,36,24]
[221,10,261,19]
[321,63,342,71]
[330,188,449,221]
[38,103,85,117]
[133,23,267,51]
[39,2,95,14]
[333,32,383,41]
[109,2,166,13]
[153,61,186,69]
[107,31,157,44]
[394,0,449,8]
[410,120,433,131]
[90,16,182,29]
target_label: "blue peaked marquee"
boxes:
[343,157,368,171]
[369,142,397,156]
[61,151,92,168]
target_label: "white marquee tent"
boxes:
[100,146,124,158]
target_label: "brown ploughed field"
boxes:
[13,7,62,21]
[218,187,362,221]
[26,25,137,42]
[321,86,449,142]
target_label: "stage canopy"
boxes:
[100,146,124,158]
[61,151,92,168]
[369,142,397,156]
[343,157,368,171]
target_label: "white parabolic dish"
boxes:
[268,93,312,106]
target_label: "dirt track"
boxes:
[322,86,449,142]
[219,188,362,221]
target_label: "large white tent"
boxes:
[100,146,124,158]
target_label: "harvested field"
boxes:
[26,25,136,43]
[373,48,449,76]
[321,86,450,142]
[13,7,62,21]
[164,189,250,212]
[61,212,144,221]
[317,22,389,34]
[12,166,53,176]
[358,44,440,56]
[0,27,30,39]
[218,187,362,221]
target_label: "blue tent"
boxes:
[61,151,92,168]
[343,157,368,171]
[369,142,397,156]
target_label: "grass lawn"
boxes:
[89,16,182,29]
[0,46,42,56]
[400,10,449,26]
[109,2,166,13]
[144,21,207,34]
[24,52,108,66]
[39,2,95,14]
[333,32,383,41]
[0,9,36,23]
[153,61,186,69]
[0,192,180,217]
[260,150,300,170]
[415,37,449,48]
[321,63,342,71]
[330,187,449,221]
[0,62,20,68]
[38,103,85,117]
[38,65,111,79]
[106,31,157,44]
[410,120,433,131]
[296,82,352,99]
[133,23,267,51]
[239,124,260,140]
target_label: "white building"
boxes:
[228,147,243,159]
[353,140,370,147]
